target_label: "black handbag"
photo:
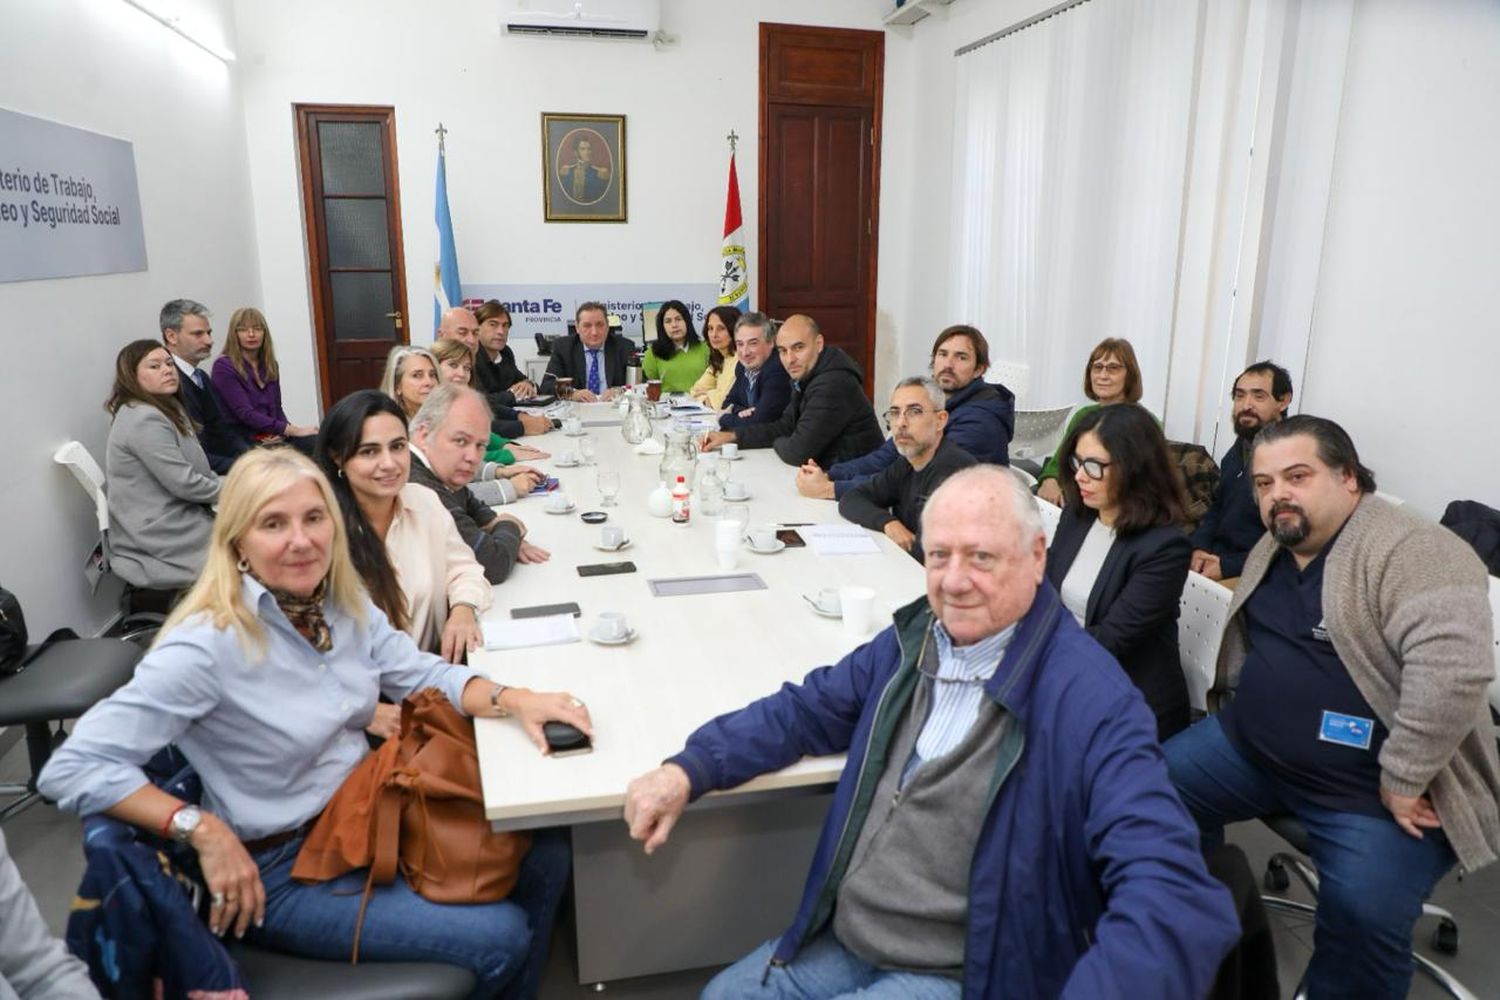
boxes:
[0,584,76,678]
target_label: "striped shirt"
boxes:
[912,619,1018,766]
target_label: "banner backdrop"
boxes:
[0,108,147,283]
[462,282,719,347]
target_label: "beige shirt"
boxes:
[387,483,492,651]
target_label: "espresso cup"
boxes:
[596,612,629,640]
[563,417,583,435]
[723,481,749,500]
[600,526,628,548]
[548,491,571,512]
[816,587,842,614]
[748,525,777,550]
[721,442,740,459]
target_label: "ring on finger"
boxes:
[212,892,225,906]
[225,895,239,904]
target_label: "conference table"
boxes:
[468,399,926,985]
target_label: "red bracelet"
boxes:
[161,803,187,838]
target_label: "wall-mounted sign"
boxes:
[0,108,148,283]
[463,282,719,347]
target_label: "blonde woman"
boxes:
[210,307,318,451]
[378,344,440,420]
[38,448,589,996]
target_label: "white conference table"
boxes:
[468,399,925,983]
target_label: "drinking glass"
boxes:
[597,470,621,507]
[721,503,751,533]
[579,436,597,466]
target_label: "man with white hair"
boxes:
[623,466,1239,999]
[439,306,552,438]
[838,376,975,561]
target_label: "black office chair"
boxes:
[0,637,141,822]
[1259,813,1472,999]
[227,941,475,999]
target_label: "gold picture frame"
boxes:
[542,113,627,223]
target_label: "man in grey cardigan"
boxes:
[1165,415,1500,1000]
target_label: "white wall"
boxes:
[234,0,895,423]
[0,0,261,636]
[1300,0,1500,518]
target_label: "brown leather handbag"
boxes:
[291,688,531,958]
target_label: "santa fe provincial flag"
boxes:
[718,153,749,310]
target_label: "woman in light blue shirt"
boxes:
[39,447,592,998]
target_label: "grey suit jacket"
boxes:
[105,403,221,589]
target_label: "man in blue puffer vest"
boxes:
[624,465,1240,999]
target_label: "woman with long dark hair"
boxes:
[640,299,709,394]
[104,339,221,590]
[1044,402,1193,739]
[689,305,742,408]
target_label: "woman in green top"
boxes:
[430,337,549,470]
[1037,337,1147,505]
[641,300,710,394]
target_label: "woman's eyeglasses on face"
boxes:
[1090,362,1125,375]
[1069,455,1112,481]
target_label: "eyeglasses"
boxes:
[882,405,932,429]
[1090,362,1125,375]
[1069,455,1112,481]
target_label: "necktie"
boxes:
[746,370,758,407]
[587,349,602,396]
[193,368,206,390]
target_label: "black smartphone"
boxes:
[544,721,593,757]
[577,561,637,578]
[511,602,582,619]
[776,529,806,548]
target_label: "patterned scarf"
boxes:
[255,574,333,652]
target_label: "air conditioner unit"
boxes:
[503,0,660,40]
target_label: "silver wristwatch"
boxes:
[169,804,203,844]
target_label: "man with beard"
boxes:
[1164,415,1500,1000]
[837,377,975,561]
[1189,361,1293,581]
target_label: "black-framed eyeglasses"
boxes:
[882,405,932,430]
[1069,455,1112,481]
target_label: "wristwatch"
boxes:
[490,683,511,718]
[169,804,203,844]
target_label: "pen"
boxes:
[779,522,813,527]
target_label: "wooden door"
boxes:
[295,105,409,408]
[759,24,883,393]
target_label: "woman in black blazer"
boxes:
[1045,403,1193,740]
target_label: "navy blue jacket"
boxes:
[668,585,1239,999]
[828,379,1015,499]
[1189,439,1264,578]
[176,367,249,474]
[718,352,792,430]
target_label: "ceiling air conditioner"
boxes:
[503,0,660,40]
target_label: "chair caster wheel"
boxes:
[1431,918,1459,955]
[1263,860,1290,893]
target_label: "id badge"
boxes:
[1318,710,1374,750]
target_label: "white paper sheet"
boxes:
[482,614,581,650]
[802,523,882,556]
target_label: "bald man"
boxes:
[439,306,551,438]
[699,314,882,468]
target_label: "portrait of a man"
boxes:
[542,114,626,222]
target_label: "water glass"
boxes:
[597,470,621,507]
[579,436,597,465]
[721,503,750,532]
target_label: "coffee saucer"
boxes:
[803,595,842,619]
[554,457,581,468]
[721,489,752,502]
[720,452,743,461]
[544,503,577,515]
[564,429,589,438]
[746,539,786,555]
[592,540,633,552]
[588,627,638,646]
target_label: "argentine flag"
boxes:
[719,152,749,310]
[434,142,462,331]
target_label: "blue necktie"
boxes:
[193,368,206,390]
[746,370,758,407]
[587,349,602,396]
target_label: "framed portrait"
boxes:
[542,113,627,223]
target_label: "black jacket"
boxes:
[1189,439,1262,577]
[474,345,528,409]
[175,365,248,474]
[719,352,792,430]
[540,333,631,394]
[734,346,884,468]
[837,437,976,562]
[1045,506,1192,739]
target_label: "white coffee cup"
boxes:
[748,525,777,550]
[548,491,571,512]
[715,541,738,570]
[563,417,583,435]
[563,451,580,466]
[839,586,877,638]
[723,480,749,500]
[601,526,628,548]
[596,612,629,640]
[721,442,739,459]
[816,587,842,615]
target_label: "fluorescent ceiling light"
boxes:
[121,0,237,63]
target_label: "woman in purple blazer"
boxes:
[210,307,318,453]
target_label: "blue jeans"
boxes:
[702,932,962,1000]
[245,827,570,1000]
[1164,717,1455,1000]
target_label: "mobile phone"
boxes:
[776,529,806,548]
[511,602,581,619]
[544,721,593,757]
[577,561,637,578]
[528,477,560,495]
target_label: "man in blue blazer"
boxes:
[160,299,248,474]
[622,466,1238,999]
[718,312,790,430]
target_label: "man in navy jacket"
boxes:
[797,324,1014,501]
[1190,361,1293,580]
[160,298,248,475]
[718,312,791,430]
[624,466,1239,999]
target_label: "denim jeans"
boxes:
[1164,717,1456,1000]
[245,827,570,1000]
[702,932,962,1000]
